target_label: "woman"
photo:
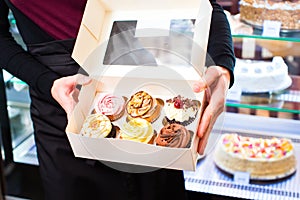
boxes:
[0,0,235,199]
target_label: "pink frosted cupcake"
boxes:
[94,93,126,121]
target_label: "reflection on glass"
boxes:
[103,19,195,67]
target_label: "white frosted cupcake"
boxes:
[81,113,116,138]
[164,95,200,126]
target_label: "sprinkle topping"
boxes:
[222,134,293,159]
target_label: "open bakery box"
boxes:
[66,0,212,171]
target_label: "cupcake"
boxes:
[94,93,126,121]
[164,95,200,126]
[126,91,161,123]
[155,123,191,148]
[81,113,116,138]
[119,118,155,144]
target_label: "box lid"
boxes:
[72,0,212,79]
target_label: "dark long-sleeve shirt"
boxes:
[0,0,235,101]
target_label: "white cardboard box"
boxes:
[67,0,212,171]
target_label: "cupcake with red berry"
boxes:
[163,95,200,126]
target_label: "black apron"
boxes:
[27,39,187,200]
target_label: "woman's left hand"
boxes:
[193,66,231,154]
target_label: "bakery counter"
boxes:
[184,112,300,200]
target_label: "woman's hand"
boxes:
[51,74,92,119]
[193,66,231,154]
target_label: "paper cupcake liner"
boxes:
[163,116,196,126]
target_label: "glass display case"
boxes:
[224,11,300,121]
[0,12,36,166]
[185,5,300,200]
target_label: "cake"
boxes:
[234,56,291,92]
[119,118,155,144]
[81,113,116,138]
[155,123,192,148]
[164,95,199,126]
[126,91,161,123]
[94,93,126,121]
[214,133,297,179]
[239,0,300,30]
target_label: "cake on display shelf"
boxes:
[233,56,292,93]
[239,0,300,30]
[214,133,297,180]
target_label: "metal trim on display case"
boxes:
[0,70,14,164]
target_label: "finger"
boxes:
[63,98,77,117]
[65,101,76,121]
[64,88,80,117]
[197,107,221,154]
[72,88,80,103]
[202,66,222,88]
[197,108,212,138]
[193,66,220,93]
[193,78,207,93]
[197,128,210,154]
[74,74,92,86]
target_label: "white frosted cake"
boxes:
[239,0,300,30]
[234,56,291,92]
[214,133,297,179]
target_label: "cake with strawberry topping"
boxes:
[214,133,297,179]
[164,95,200,126]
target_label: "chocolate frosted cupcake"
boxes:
[156,123,191,148]
[126,91,161,123]
[164,95,200,126]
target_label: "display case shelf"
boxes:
[232,31,300,42]
[226,15,300,118]
[228,14,300,57]
[226,76,300,116]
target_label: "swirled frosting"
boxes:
[156,123,191,148]
[81,113,112,138]
[95,93,125,118]
[120,118,154,143]
[126,91,157,119]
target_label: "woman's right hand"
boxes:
[51,74,92,119]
